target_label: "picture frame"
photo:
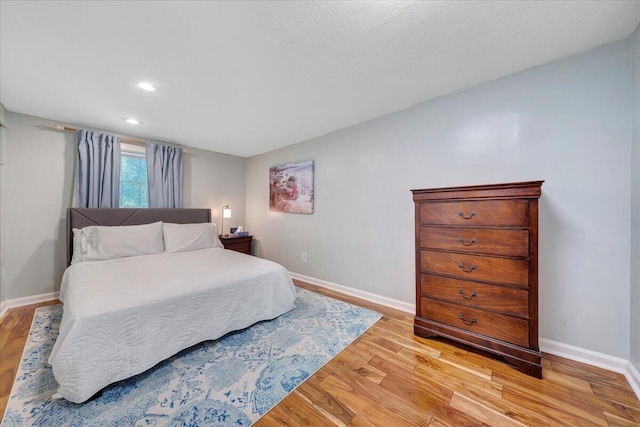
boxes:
[269,160,314,214]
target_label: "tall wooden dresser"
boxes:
[412,181,543,378]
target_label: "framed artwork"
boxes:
[269,160,314,214]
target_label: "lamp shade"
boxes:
[223,206,232,218]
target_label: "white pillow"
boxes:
[73,222,165,263]
[163,222,224,253]
[70,228,84,264]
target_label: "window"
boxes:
[119,152,148,207]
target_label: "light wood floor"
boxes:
[1,280,638,426]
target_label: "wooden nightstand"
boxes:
[219,235,253,255]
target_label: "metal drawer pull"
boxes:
[457,262,476,273]
[458,237,476,246]
[458,314,477,325]
[458,210,476,219]
[458,289,477,299]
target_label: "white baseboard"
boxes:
[539,338,630,373]
[3,277,639,400]
[625,361,640,401]
[288,272,415,314]
[0,300,7,319]
[289,272,639,400]
[534,339,640,400]
[0,291,60,319]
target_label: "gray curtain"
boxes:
[76,129,121,208]
[146,142,183,208]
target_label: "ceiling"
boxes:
[1,1,639,157]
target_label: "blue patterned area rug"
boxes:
[2,287,381,426]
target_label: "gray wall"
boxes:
[183,146,246,236]
[246,40,633,358]
[631,25,640,371]
[0,104,7,305]
[2,112,246,300]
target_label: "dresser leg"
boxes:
[414,323,439,339]
[502,355,543,379]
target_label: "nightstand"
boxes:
[219,235,253,255]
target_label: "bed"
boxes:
[48,208,297,404]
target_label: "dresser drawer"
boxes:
[421,298,529,347]
[421,274,528,318]
[420,250,529,287]
[219,236,253,255]
[420,226,529,258]
[224,242,251,254]
[420,200,528,227]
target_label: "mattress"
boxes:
[48,248,297,403]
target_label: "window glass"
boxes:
[119,153,148,207]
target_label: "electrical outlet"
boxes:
[301,252,307,262]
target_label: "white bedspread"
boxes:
[48,248,296,403]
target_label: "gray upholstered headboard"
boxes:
[67,208,212,266]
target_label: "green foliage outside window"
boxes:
[119,154,148,207]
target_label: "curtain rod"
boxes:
[52,125,146,146]
[51,124,189,153]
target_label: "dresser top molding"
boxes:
[411,180,544,202]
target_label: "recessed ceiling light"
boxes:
[125,118,140,125]
[137,82,155,91]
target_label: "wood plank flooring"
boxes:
[1,281,638,426]
[0,299,59,417]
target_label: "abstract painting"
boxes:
[269,160,314,214]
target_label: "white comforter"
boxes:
[48,248,296,403]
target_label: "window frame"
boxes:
[119,145,149,208]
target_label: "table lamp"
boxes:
[221,205,231,237]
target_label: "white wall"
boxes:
[2,112,246,300]
[247,40,633,359]
[631,25,640,371]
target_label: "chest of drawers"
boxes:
[412,181,543,378]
